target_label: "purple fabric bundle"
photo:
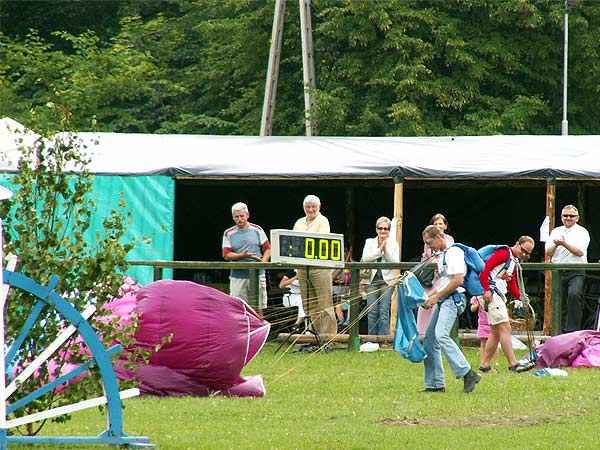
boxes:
[535,330,600,368]
[112,280,270,397]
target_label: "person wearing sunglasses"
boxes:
[360,216,400,335]
[545,205,590,333]
[420,225,481,393]
[477,236,535,373]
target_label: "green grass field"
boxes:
[9,343,600,450]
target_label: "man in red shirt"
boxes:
[478,236,535,372]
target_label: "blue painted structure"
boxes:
[1,270,154,448]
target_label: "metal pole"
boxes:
[561,2,569,136]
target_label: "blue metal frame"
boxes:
[1,270,154,448]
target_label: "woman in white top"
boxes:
[361,216,400,335]
[416,213,454,336]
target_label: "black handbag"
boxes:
[416,268,435,287]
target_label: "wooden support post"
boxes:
[551,270,562,335]
[390,177,404,334]
[577,183,586,225]
[393,177,404,260]
[261,0,316,136]
[345,188,355,254]
[260,0,287,136]
[347,268,360,351]
[248,268,259,312]
[299,0,317,136]
[543,178,556,335]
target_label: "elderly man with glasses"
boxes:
[477,236,535,373]
[545,205,590,333]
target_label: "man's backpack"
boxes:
[478,245,511,270]
[477,244,512,285]
[478,244,508,260]
[443,243,485,297]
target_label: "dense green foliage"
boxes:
[1,0,599,136]
[0,130,139,435]
[8,344,600,449]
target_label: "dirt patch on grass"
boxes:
[380,413,572,428]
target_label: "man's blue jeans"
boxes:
[423,295,471,389]
[366,281,393,335]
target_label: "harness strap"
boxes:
[439,291,465,305]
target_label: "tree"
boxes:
[0,0,174,50]
[311,0,600,136]
[0,126,139,435]
[1,0,599,136]
[0,22,177,133]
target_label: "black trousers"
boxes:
[561,270,585,333]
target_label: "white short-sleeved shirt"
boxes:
[437,245,467,294]
[545,223,590,264]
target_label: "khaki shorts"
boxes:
[230,275,268,310]
[486,292,509,326]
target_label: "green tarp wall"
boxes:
[93,175,174,284]
[1,174,174,286]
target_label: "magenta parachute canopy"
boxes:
[112,280,270,397]
[535,330,600,369]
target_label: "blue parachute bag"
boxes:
[478,244,511,273]
[446,243,485,297]
[393,272,427,363]
[478,244,509,261]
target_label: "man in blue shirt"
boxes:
[222,202,271,316]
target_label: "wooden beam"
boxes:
[390,177,404,333]
[543,178,556,335]
[260,0,286,136]
[393,177,404,261]
[345,188,355,252]
[577,183,586,226]
[299,0,317,136]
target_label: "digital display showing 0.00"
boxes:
[279,235,342,261]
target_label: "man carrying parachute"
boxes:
[420,225,482,393]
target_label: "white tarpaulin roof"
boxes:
[2,118,600,179]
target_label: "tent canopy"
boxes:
[1,119,599,180]
[78,133,600,180]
